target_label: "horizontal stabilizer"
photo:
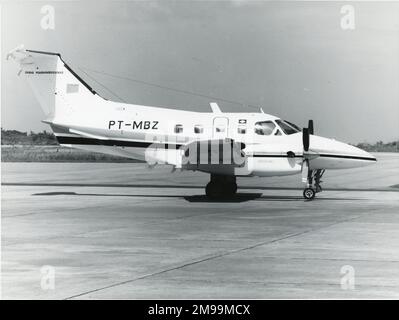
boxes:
[69,128,109,140]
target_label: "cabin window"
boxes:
[237,126,246,134]
[174,124,183,133]
[254,121,275,135]
[194,125,203,134]
[276,120,300,135]
[215,126,225,133]
[275,129,282,136]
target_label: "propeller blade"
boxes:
[302,128,309,152]
[308,120,314,135]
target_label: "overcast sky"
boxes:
[1,0,398,143]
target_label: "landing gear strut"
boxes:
[303,169,325,200]
[205,174,237,199]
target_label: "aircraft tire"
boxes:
[206,182,224,198]
[206,181,237,198]
[303,187,316,200]
[226,182,237,195]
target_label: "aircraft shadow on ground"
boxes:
[184,193,262,203]
[32,191,360,202]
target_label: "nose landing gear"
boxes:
[205,174,237,199]
[303,187,316,200]
[303,169,325,200]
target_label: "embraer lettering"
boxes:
[108,120,158,130]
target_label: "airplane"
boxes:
[7,45,377,200]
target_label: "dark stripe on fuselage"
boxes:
[318,154,376,161]
[252,154,302,158]
[252,153,376,162]
[56,136,183,149]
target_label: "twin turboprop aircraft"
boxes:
[7,46,377,200]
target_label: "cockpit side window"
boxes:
[254,121,276,135]
[276,120,300,135]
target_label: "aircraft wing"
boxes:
[68,128,109,140]
[181,138,246,168]
[145,138,246,169]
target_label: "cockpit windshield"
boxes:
[275,120,301,135]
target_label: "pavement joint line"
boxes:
[64,235,307,300]
[226,256,399,263]
[64,212,368,300]
[148,278,399,290]
[2,202,127,219]
[4,201,396,248]
[65,205,392,299]
[3,204,254,246]
[3,192,201,219]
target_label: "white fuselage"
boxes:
[51,99,376,177]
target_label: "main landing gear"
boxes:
[205,174,237,199]
[303,169,325,200]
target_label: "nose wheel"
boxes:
[302,169,325,200]
[303,187,315,200]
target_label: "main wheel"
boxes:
[206,181,237,198]
[224,182,237,196]
[303,187,316,200]
[206,182,223,198]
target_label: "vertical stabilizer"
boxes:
[7,45,102,124]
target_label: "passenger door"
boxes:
[212,117,229,139]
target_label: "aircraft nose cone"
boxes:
[309,135,377,169]
[351,145,377,162]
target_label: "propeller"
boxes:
[302,127,309,152]
[287,119,317,162]
[302,120,315,153]
[308,120,314,135]
[302,119,313,151]
[301,120,318,184]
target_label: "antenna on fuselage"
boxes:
[210,102,222,113]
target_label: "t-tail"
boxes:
[6,45,104,133]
